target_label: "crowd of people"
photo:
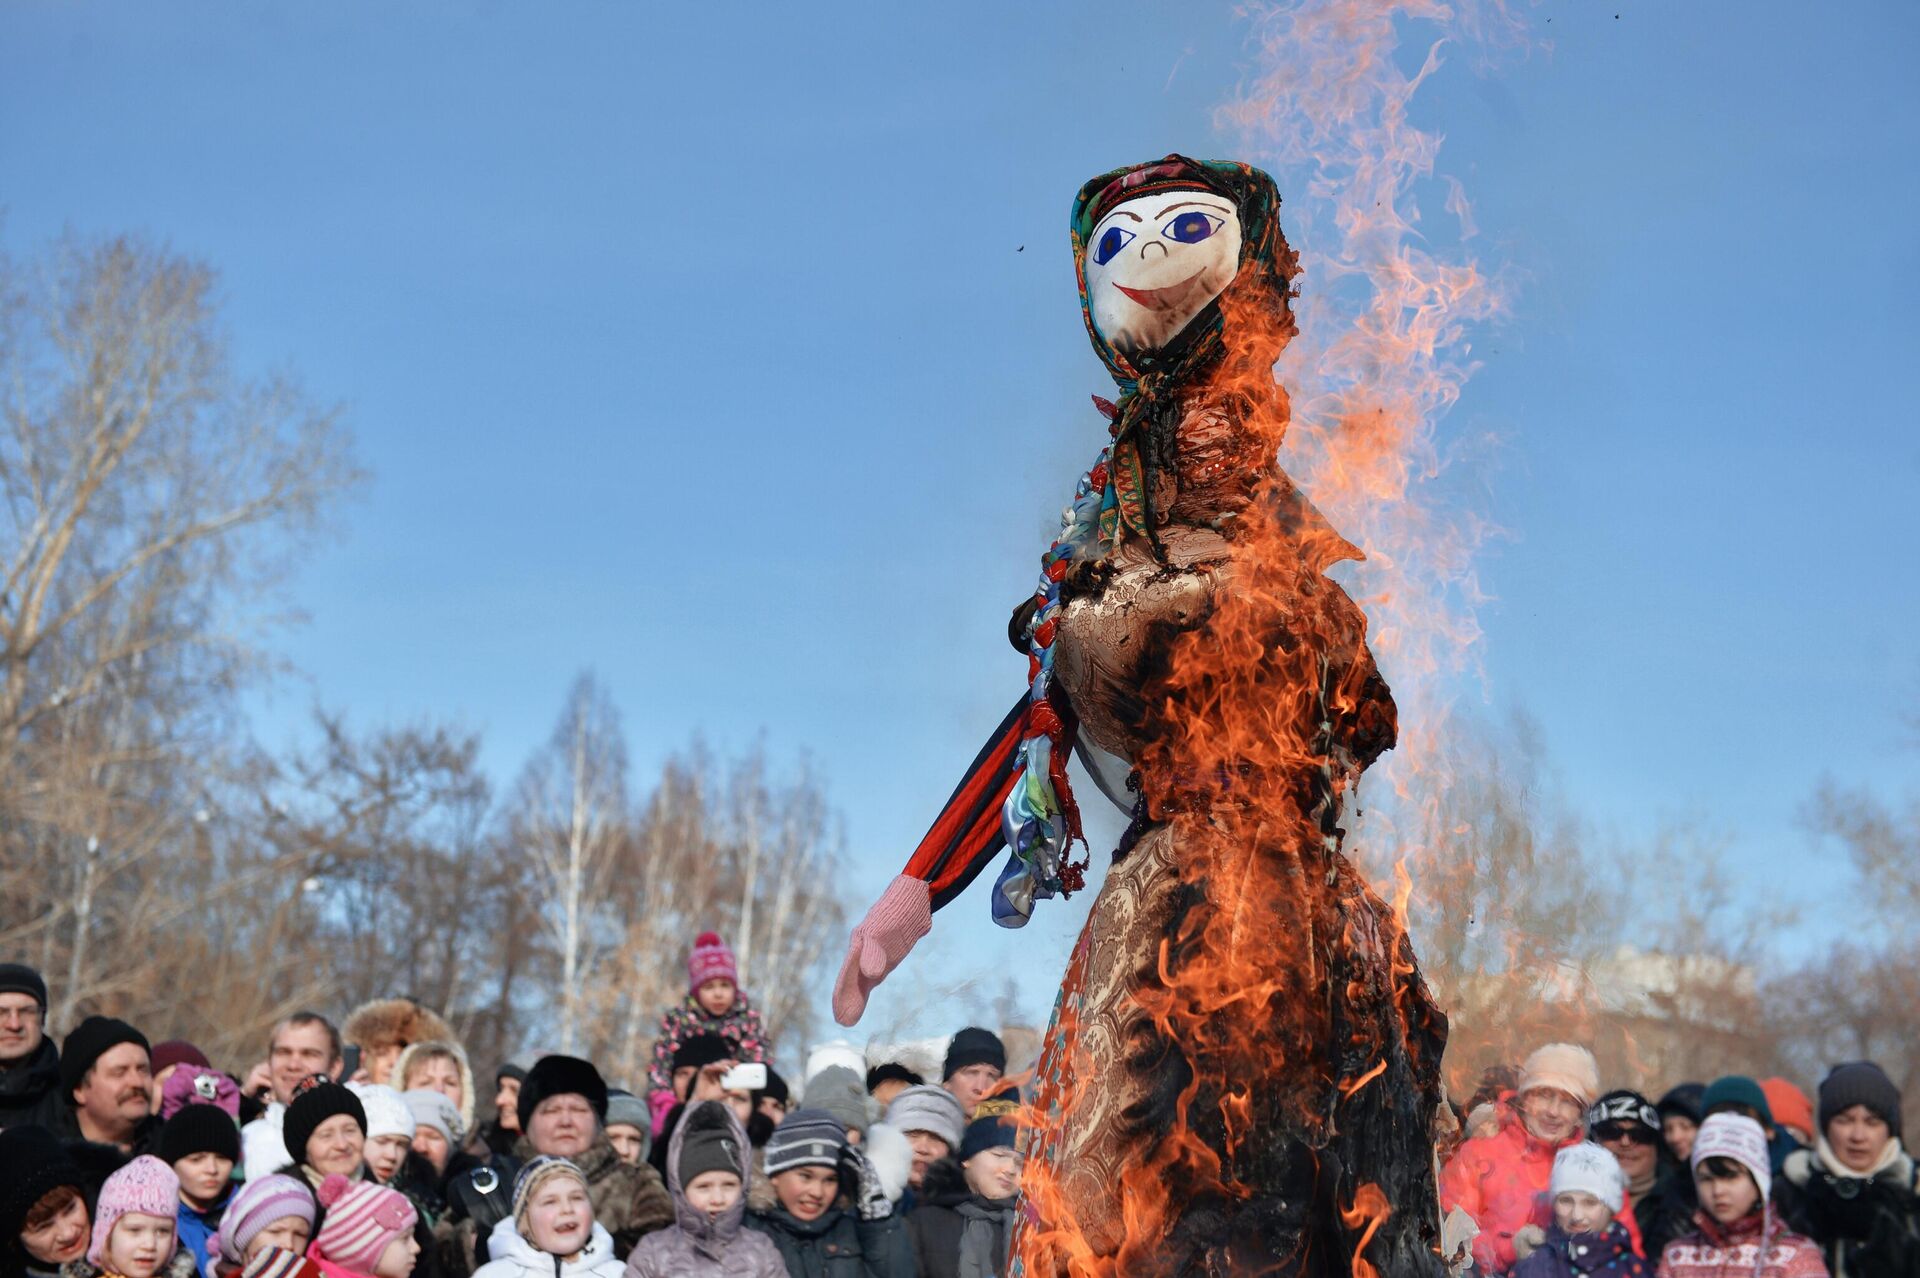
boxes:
[2,939,1914,1278]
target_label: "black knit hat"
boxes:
[671,1034,732,1074]
[1818,1061,1903,1140]
[59,1016,150,1098]
[1587,1089,1661,1139]
[1656,1082,1705,1125]
[159,1103,242,1165]
[0,964,47,1009]
[676,1101,743,1186]
[495,1062,527,1088]
[516,1055,608,1131]
[958,1110,1018,1162]
[866,1062,922,1092]
[943,1027,1006,1081]
[0,1125,86,1243]
[281,1076,366,1167]
[754,1065,790,1109]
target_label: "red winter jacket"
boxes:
[1655,1210,1829,1278]
[1440,1106,1584,1273]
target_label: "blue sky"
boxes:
[4,2,1916,1032]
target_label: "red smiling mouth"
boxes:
[1112,271,1214,311]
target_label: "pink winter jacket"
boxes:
[1655,1212,1829,1278]
[1439,1107,1583,1273]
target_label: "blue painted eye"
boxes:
[1164,212,1223,244]
[1093,226,1135,265]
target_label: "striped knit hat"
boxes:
[312,1174,415,1273]
[511,1157,589,1236]
[89,1156,180,1268]
[214,1175,317,1266]
[763,1108,847,1175]
[241,1249,327,1278]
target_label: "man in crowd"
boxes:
[444,1053,671,1273]
[0,964,61,1132]
[941,1027,1006,1119]
[239,1011,344,1177]
[56,1015,157,1152]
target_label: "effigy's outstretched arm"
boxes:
[831,694,1029,1025]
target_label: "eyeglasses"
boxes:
[1592,1122,1659,1146]
[0,1004,43,1026]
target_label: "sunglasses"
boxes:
[1592,1122,1659,1146]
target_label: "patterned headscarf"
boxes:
[993,156,1298,926]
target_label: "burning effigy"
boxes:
[834,155,1451,1276]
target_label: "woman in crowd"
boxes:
[2,1128,93,1278]
[1781,1062,1920,1276]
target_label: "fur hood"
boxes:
[392,1039,477,1142]
[342,1000,454,1058]
[861,1122,913,1205]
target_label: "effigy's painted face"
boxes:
[1086,189,1243,358]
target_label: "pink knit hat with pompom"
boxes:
[312,1174,415,1274]
[688,931,738,992]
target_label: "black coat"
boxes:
[906,1158,1013,1278]
[1631,1170,1697,1267]
[745,1203,915,1278]
[0,1041,64,1133]
[1783,1145,1920,1277]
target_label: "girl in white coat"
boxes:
[472,1159,626,1278]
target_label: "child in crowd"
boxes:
[623,1102,785,1278]
[604,1093,650,1168]
[907,1105,1022,1278]
[1512,1143,1647,1278]
[307,1176,419,1278]
[401,1090,461,1179]
[86,1157,190,1278]
[159,1104,240,1278]
[939,1030,1005,1120]
[470,1157,624,1278]
[748,1108,914,1278]
[1658,1114,1827,1278]
[646,933,768,1137]
[884,1085,967,1204]
[211,1176,317,1277]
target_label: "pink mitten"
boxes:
[647,1087,677,1138]
[832,874,933,1025]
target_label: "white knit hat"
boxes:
[348,1083,416,1143]
[1518,1043,1601,1107]
[1691,1112,1772,1201]
[1550,1142,1625,1212]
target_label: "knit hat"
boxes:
[1817,1061,1903,1140]
[943,1027,1007,1081]
[688,932,738,992]
[763,1108,848,1175]
[150,1041,211,1077]
[511,1157,588,1235]
[282,1076,367,1167]
[802,1065,872,1134]
[605,1091,649,1133]
[1760,1078,1815,1137]
[1701,1075,1773,1126]
[1692,1112,1772,1200]
[241,1248,328,1278]
[1586,1090,1660,1141]
[755,1066,790,1109]
[867,1062,922,1092]
[0,1125,85,1243]
[60,1016,150,1098]
[214,1175,317,1266]
[671,1033,733,1075]
[516,1055,608,1131]
[312,1174,415,1272]
[959,1110,1018,1162]
[1516,1043,1599,1108]
[88,1155,179,1267]
[1656,1082,1705,1125]
[160,1065,242,1120]
[1549,1142,1625,1212]
[677,1101,744,1186]
[349,1083,416,1143]
[0,963,47,1008]
[885,1084,967,1149]
[496,1062,528,1088]
[402,1088,460,1146]
[158,1102,241,1165]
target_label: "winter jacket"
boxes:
[907,1159,1012,1278]
[472,1216,625,1278]
[1512,1222,1649,1278]
[644,999,769,1112]
[447,1135,673,1275]
[622,1101,785,1278]
[0,1040,65,1132]
[1624,1173,1698,1270]
[1440,1106,1584,1273]
[1656,1211,1830,1278]
[744,1204,914,1278]
[1781,1139,1920,1278]
[176,1194,230,1278]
